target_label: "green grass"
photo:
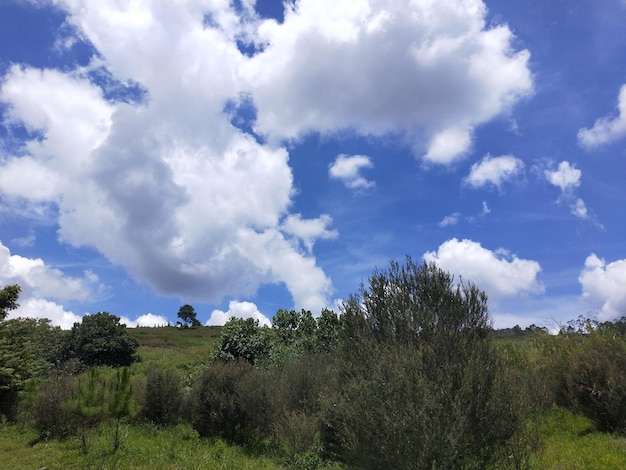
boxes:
[533,406,626,469]
[0,422,283,469]
[128,326,221,375]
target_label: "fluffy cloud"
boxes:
[0,241,99,328]
[0,2,333,312]
[579,254,626,321]
[0,241,97,302]
[206,300,271,327]
[7,297,82,330]
[423,238,544,301]
[244,0,532,163]
[465,154,524,189]
[544,161,589,220]
[578,84,626,148]
[0,1,533,315]
[329,154,375,190]
[544,161,581,193]
[120,313,169,328]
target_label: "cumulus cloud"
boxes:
[206,300,271,327]
[544,161,581,193]
[578,84,626,148]
[0,241,99,328]
[423,238,544,301]
[579,254,626,321]
[465,154,524,189]
[120,313,169,328]
[0,0,533,315]
[329,154,375,190]
[244,0,532,163]
[544,161,589,220]
[0,2,332,312]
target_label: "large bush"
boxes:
[320,258,528,469]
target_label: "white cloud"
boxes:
[481,200,491,215]
[329,154,375,190]
[544,161,590,220]
[8,297,82,330]
[423,238,544,302]
[0,240,102,328]
[0,240,97,302]
[121,313,169,328]
[579,254,626,321]
[438,212,460,227]
[244,0,532,163]
[544,161,581,193]
[465,154,524,189]
[578,84,626,148]
[281,214,338,253]
[0,2,333,312]
[206,300,271,327]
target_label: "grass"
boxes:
[533,406,626,469]
[128,326,221,377]
[0,421,283,469]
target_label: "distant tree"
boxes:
[64,312,138,368]
[0,284,20,321]
[177,304,202,328]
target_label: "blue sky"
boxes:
[1,0,625,329]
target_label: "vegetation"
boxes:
[2,256,626,469]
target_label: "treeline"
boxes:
[2,258,626,469]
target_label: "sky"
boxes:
[0,0,625,330]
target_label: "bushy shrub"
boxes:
[319,258,529,469]
[189,361,272,444]
[554,327,626,433]
[139,367,182,427]
[31,375,76,440]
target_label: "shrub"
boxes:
[139,367,183,427]
[320,257,529,469]
[189,361,269,444]
[31,375,76,440]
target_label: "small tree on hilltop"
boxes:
[177,304,202,328]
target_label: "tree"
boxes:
[321,257,526,469]
[64,312,138,368]
[0,317,65,420]
[0,284,20,322]
[177,304,201,328]
[213,317,272,365]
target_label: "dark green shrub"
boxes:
[557,328,626,433]
[139,367,183,427]
[190,361,265,444]
[31,375,77,440]
[320,258,529,469]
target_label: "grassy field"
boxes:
[3,326,626,469]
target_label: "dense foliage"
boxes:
[63,312,139,369]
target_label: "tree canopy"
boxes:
[64,312,138,368]
[0,284,21,321]
[177,304,202,328]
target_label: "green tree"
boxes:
[0,317,65,420]
[177,304,202,328]
[106,367,134,453]
[64,312,138,368]
[0,284,20,321]
[321,257,526,469]
[213,317,272,365]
